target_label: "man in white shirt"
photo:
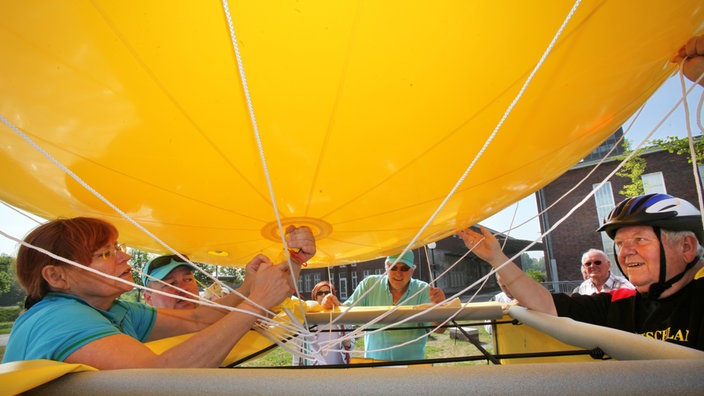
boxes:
[573,249,634,295]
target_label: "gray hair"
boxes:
[581,248,609,264]
[662,229,704,258]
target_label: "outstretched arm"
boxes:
[458,226,557,315]
[65,226,318,369]
[66,259,293,369]
[153,225,317,337]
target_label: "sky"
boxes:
[1,75,702,256]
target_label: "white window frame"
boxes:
[642,172,666,194]
[592,182,623,276]
[339,275,348,300]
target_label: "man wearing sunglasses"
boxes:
[142,255,201,310]
[573,249,634,295]
[321,250,446,361]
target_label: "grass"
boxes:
[0,321,13,335]
[239,324,494,367]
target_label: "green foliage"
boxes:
[129,249,152,286]
[520,254,546,283]
[119,289,142,303]
[0,254,25,306]
[0,306,21,322]
[650,136,704,163]
[614,140,646,198]
[521,254,545,272]
[615,136,703,199]
[526,269,546,283]
[0,321,14,334]
[195,264,244,289]
[0,254,13,294]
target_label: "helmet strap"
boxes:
[644,227,698,299]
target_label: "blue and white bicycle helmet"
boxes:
[597,193,703,243]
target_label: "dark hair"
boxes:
[16,217,117,308]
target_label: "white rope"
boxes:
[0,201,43,225]
[293,0,585,355]
[677,61,704,225]
[386,0,582,292]
[219,0,307,321]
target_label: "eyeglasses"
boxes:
[389,265,413,272]
[93,243,127,260]
[147,254,190,274]
[316,290,331,297]
[583,260,602,267]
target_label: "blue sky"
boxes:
[1,76,702,256]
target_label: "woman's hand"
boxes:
[320,293,341,310]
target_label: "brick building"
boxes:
[536,135,702,291]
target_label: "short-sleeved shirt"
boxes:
[573,272,635,295]
[344,275,432,361]
[553,277,704,351]
[2,292,157,363]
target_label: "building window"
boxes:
[375,268,384,275]
[351,271,358,289]
[313,273,321,286]
[642,172,666,194]
[339,275,348,300]
[304,274,312,292]
[363,270,371,279]
[450,270,463,288]
[592,182,621,274]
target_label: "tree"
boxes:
[615,136,703,199]
[526,269,546,283]
[0,254,12,294]
[194,264,244,289]
[614,139,646,198]
[521,253,547,283]
[0,254,25,306]
[650,136,704,164]
[128,248,152,286]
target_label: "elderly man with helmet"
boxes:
[459,193,704,351]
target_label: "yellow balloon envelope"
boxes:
[0,1,702,266]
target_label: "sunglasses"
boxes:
[147,254,190,274]
[583,260,602,267]
[389,265,413,272]
[316,290,331,297]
